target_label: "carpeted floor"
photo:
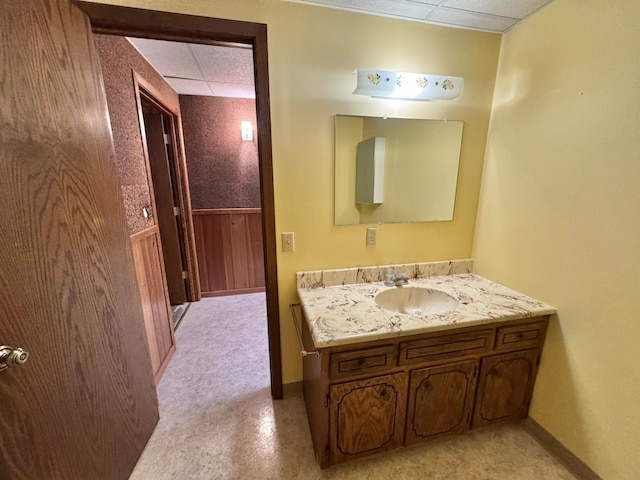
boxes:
[129,293,576,480]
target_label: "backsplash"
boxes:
[296,259,473,289]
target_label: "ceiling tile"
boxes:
[127,38,204,80]
[190,44,255,85]
[207,82,256,99]
[442,0,552,20]
[304,0,436,20]
[165,78,212,96]
[428,7,517,32]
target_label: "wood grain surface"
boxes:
[473,349,539,428]
[0,1,159,478]
[405,360,477,445]
[329,373,406,464]
[193,208,265,295]
[130,226,176,385]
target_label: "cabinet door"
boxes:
[329,373,406,465]
[473,349,539,428]
[405,360,478,446]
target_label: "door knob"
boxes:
[0,345,29,372]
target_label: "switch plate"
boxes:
[366,227,377,246]
[282,232,295,252]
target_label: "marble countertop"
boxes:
[297,273,556,349]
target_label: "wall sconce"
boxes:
[241,121,253,141]
[353,69,463,101]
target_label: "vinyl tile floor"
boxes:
[129,293,577,480]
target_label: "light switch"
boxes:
[282,232,295,253]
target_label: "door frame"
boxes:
[133,72,201,303]
[77,1,283,399]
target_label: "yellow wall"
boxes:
[473,1,640,478]
[85,0,501,384]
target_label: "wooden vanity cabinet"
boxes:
[301,315,549,468]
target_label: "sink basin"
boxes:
[375,287,458,315]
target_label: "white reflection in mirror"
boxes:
[334,115,463,225]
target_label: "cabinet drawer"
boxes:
[399,329,493,366]
[495,322,546,352]
[330,345,397,380]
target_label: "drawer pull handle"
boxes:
[359,359,369,368]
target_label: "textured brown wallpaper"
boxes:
[179,96,260,209]
[94,34,180,234]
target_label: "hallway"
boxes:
[130,294,576,480]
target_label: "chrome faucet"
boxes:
[384,273,409,287]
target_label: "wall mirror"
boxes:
[334,115,463,225]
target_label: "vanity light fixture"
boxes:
[241,121,253,141]
[353,69,463,101]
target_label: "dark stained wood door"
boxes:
[329,373,406,465]
[141,99,188,305]
[405,360,478,445]
[473,349,539,428]
[0,1,159,478]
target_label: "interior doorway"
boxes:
[79,1,283,399]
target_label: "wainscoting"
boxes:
[192,208,265,297]
[130,226,176,385]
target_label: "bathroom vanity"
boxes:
[296,261,556,468]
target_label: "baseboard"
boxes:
[201,287,266,297]
[521,418,602,480]
[282,381,302,397]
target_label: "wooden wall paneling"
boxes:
[193,209,265,296]
[229,212,250,289]
[130,226,176,385]
[247,211,265,286]
[220,213,236,288]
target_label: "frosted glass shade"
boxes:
[353,69,463,101]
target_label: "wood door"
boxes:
[329,373,406,465]
[0,1,159,478]
[405,360,478,446]
[141,99,188,305]
[473,349,539,428]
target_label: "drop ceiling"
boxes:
[127,37,255,99]
[286,0,556,33]
[128,1,555,99]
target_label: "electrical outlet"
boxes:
[282,232,295,252]
[366,227,377,246]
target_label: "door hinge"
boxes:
[163,133,171,145]
[467,413,471,424]
[325,445,330,461]
[182,271,189,280]
[473,366,478,378]
[173,206,180,216]
[325,394,330,408]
